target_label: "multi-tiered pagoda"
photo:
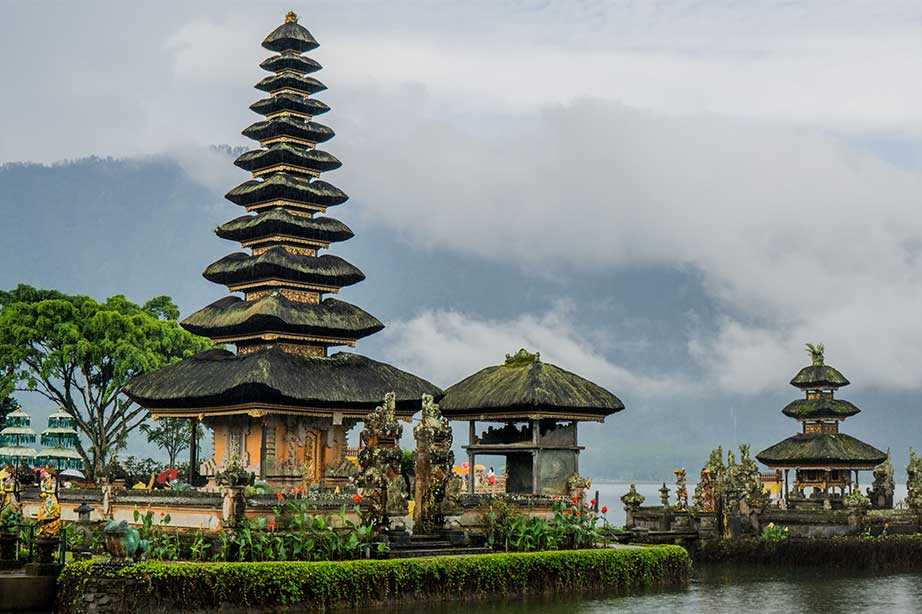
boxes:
[127,12,440,488]
[0,403,37,467]
[757,344,885,507]
[36,408,83,471]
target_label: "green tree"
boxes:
[140,418,204,468]
[0,396,16,426]
[0,284,212,478]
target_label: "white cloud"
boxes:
[381,305,691,399]
[337,94,922,391]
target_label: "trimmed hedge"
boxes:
[697,535,922,570]
[58,547,689,613]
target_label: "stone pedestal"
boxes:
[847,505,868,534]
[25,538,61,576]
[0,532,19,569]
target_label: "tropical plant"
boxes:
[759,522,789,542]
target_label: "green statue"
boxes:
[104,520,148,563]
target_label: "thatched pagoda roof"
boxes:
[757,433,885,469]
[782,398,861,420]
[791,364,850,389]
[250,94,330,119]
[439,349,624,422]
[215,211,353,245]
[203,248,364,289]
[256,73,326,96]
[242,117,334,146]
[262,12,319,53]
[181,294,383,341]
[226,173,347,209]
[124,346,442,418]
[234,144,342,175]
[260,52,321,75]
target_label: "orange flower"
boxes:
[353,493,362,504]
[298,485,307,495]
[276,492,283,502]
[572,496,579,504]
[267,520,277,531]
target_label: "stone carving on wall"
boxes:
[358,392,407,529]
[302,429,319,485]
[413,394,454,534]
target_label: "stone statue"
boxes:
[906,448,922,512]
[867,450,895,509]
[36,467,61,539]
[567,473,591,502]
[620,483,645,509]
[673,468,688,512]
[697,467,715,512]
[412,394,454,534]
[659,482,670,507]
[358,392,407,529]
[103,520,148,563]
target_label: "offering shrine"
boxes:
[757,344,886,507]
[439,349,624,496]
[126,13,440,488]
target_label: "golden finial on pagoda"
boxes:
[285,11,298,23]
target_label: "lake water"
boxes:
[593,481,910,526]
[378,565,922,614]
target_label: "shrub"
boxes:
[58,547,690,613]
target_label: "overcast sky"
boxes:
[3,1,922,473]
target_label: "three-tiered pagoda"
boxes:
[126,12,440,488]
[757,344,885,507]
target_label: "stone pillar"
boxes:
[467,420,476,496]
[187,418,199,485]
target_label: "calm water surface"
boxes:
[375,565,922,614]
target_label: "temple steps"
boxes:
[386,534,492,558]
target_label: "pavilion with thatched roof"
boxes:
[440,349,624,496]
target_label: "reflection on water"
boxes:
[372,565,922,614]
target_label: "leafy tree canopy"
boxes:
[0,284,212,478]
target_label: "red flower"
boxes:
[601,506,608,514]
[575,511,582,517]
[563,509,572,515]
[276,492,284,502]
[584,503,590,509]
[267,520,277,531]
[572,496,579,504]
[590,499,597,506]
[353,493,362,504]
[298,485,307,495]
